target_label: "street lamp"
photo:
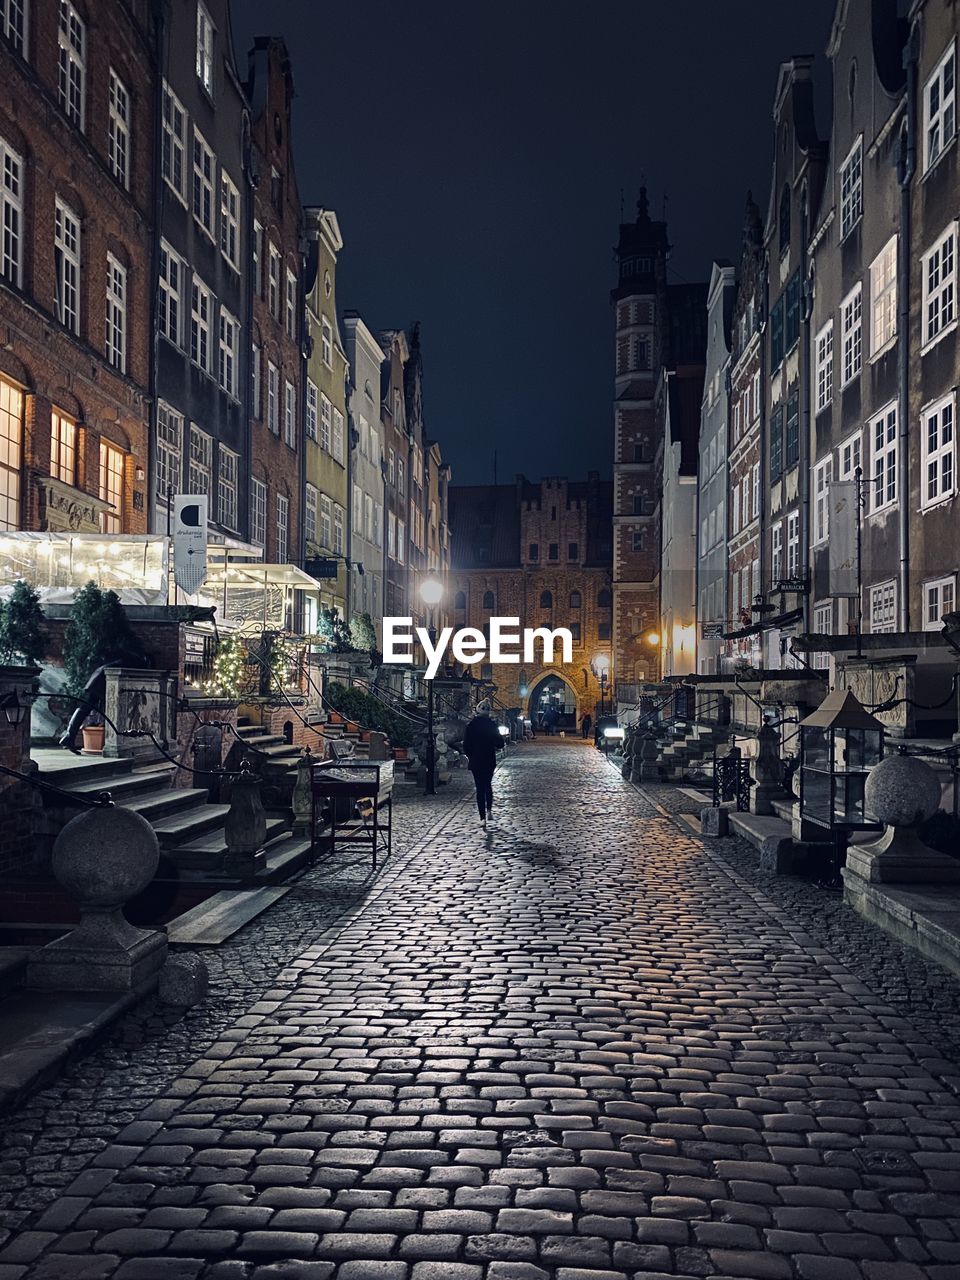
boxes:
[419,577,444,796]
[591,654,611,720]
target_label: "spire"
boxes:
[636,184,649,223]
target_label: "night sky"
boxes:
[231,1,838,486]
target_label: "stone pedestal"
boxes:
[291,748,313,835]
[28,805,166,992]
[701,806,728,837]
[635,733,660,782]
[750,723,787,816]
[103,668,178,761]
[223,761,267,876]
[837,655,917,739]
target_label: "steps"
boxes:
[657,722,732,781]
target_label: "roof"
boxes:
[798,687,885,731]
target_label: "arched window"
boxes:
[569,590,581,609]
[482,590,495,610]
[597,588,612,608]
[540,590,553,608]
[778,184,791,255]
[454,590,466,610]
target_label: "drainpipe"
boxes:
[147,0,166,538]
[897,24,919,634]
[799,190,812,636]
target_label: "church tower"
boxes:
[611,189,670,688]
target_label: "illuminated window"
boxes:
[105,254,126,372]
[0,134,23,288]
[99,441,124,532]
[924,41,956,171]
[0,375,23,530]
[50,409,77,486]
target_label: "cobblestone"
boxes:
[3,742,960,1276]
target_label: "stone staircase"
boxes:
[656,721,732,781]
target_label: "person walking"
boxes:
[580,712,593,739]
[462,700,504,829]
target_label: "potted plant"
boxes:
[81,711,105,754]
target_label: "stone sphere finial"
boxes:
[864,753,941,829]
[52,805,160,909]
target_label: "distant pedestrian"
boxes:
[462,700,505,829]
[580,712,593,739]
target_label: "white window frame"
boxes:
[188,423,212,497]
[190,275,212,373]
[196,1,214,97]
[284,379,295,448]
[771,521,783,583]
[253,219,263,296]
[320,493,332,549]
[924,41,956,172]
[869,404,898,515]
[217,444,238,530]
[813,456,833,546]
[924,576,956,631]
[267,361,279,434]
[786,510,800,578]
[0,135,23,288]
[398,518,406,565]
[50,408,77,486]
[108,70,130,190]
[840,284,862,387]
[751,461,760,520]
[332,408,344,464]
[219,171,240,270]
[156,402,182,500]
[99,439,124,533]
[869,580,897,634]
[922,222,957,350]
[921,392,955,510]
[218,307,238,398]
[268,243,281,319]
[1,0,28,56]
[870,236,897,358]
[54,199,81,335]
[321,316,333,367]
[731,484,740,536]
[192,128,215,239]
[57,0,85,130]
[333,503,344,555]
[838,429,862,481]
[839,136,863,239]
[251,343,261,418]
[276,494,289,563]
[319,393,331,452]
[105,253,126,373]
[285,269,297,339]
[814,320,833,412]
[250,477,266,547]
[305,484,318,546]
[813,602,832,635]
[306,379,318,440]
[161,82,187,203]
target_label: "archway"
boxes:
[527,672,579,733]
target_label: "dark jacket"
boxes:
[462,715,504,772]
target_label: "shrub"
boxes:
[349,611,377,653]
[0,580,46,666]
[63,582,143,698]
[326,681,414,748]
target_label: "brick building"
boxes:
[248,36,303,572]
[450,475,613,727]
[0,0,156,536]
[381,328,410,619]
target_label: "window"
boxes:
[352,482,362,536]
[1,0,27,55]
[50,409,77,486]
[217,445,237,529]
[161,83,186,201]
[267,362,279,434]
[840,285,862,385]
[770,404,783,481]
[869,580,897,633]
[922,393,955,508]
[105,254,126,372]
[304,484,318,546]
[568,542,578,560]
[922,223,957,348]
[320,493,333,549]
[188,424,211,496]
[196,1,214,95]
[190,276,212,372]
[548,543,558,561]
[192,129,215,237]
[751,370,760,420]
[598,622,611,641]
[321,316,333,367]
[838,429,862,481]
[813,456,833,546]
[364,493,373,541]
[540,590,553,608]
[268,244,281,318]
[319,392,331,451]
[813,602,832,636]
[924,576,956,631]
[276,494,288,562]
[570,622,582,643]
[632,529,645,552]
[785,390,800,468]
[58,1,85,129]
[569,590,581,608]
[397,519,406,564]
[924,42,956,171]
[156,403,182,499]
[284,380,295,448]
[815,321,833,412]
[388,513,397,559]
[158,242,182,345]
[397,457,405,495]
[54,200,81,335]
[870,237,897,356]
[784,273,801,352]
[0,135,23,287]
[0,375,23,530]
[751,461,760,519]
[528,542,539,561]
[839,137,863,238]
[250,477,266,546]
[732,484,740,535]
[771,521,783,583]
[387,448,396,485]
[778,184,790,255]
[332,408,344,463]
[218,308,238,398]
[219,172,239,269]
[786,510,800,578]
[306,380,318,440]
[285,269,296,339]
[98,441,124,533]
[598,588,612,608]
[253,221,263,296]
[770,295,784,369]
[333,504,344,555]
[108,71,130,189]
[251,343,261,418]
[870,405,898,513]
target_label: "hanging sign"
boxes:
[173,494,208,595]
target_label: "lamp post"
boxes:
[419,577,444,796]
[590,653,611,723]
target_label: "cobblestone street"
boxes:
[4,739,960,1279]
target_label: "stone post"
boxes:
[636,731,660,783]
[223,759,267,877]
[750,722,787,815]
[28,805,167,992]
[291,746,313,835]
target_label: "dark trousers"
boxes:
[471,764,494,818]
